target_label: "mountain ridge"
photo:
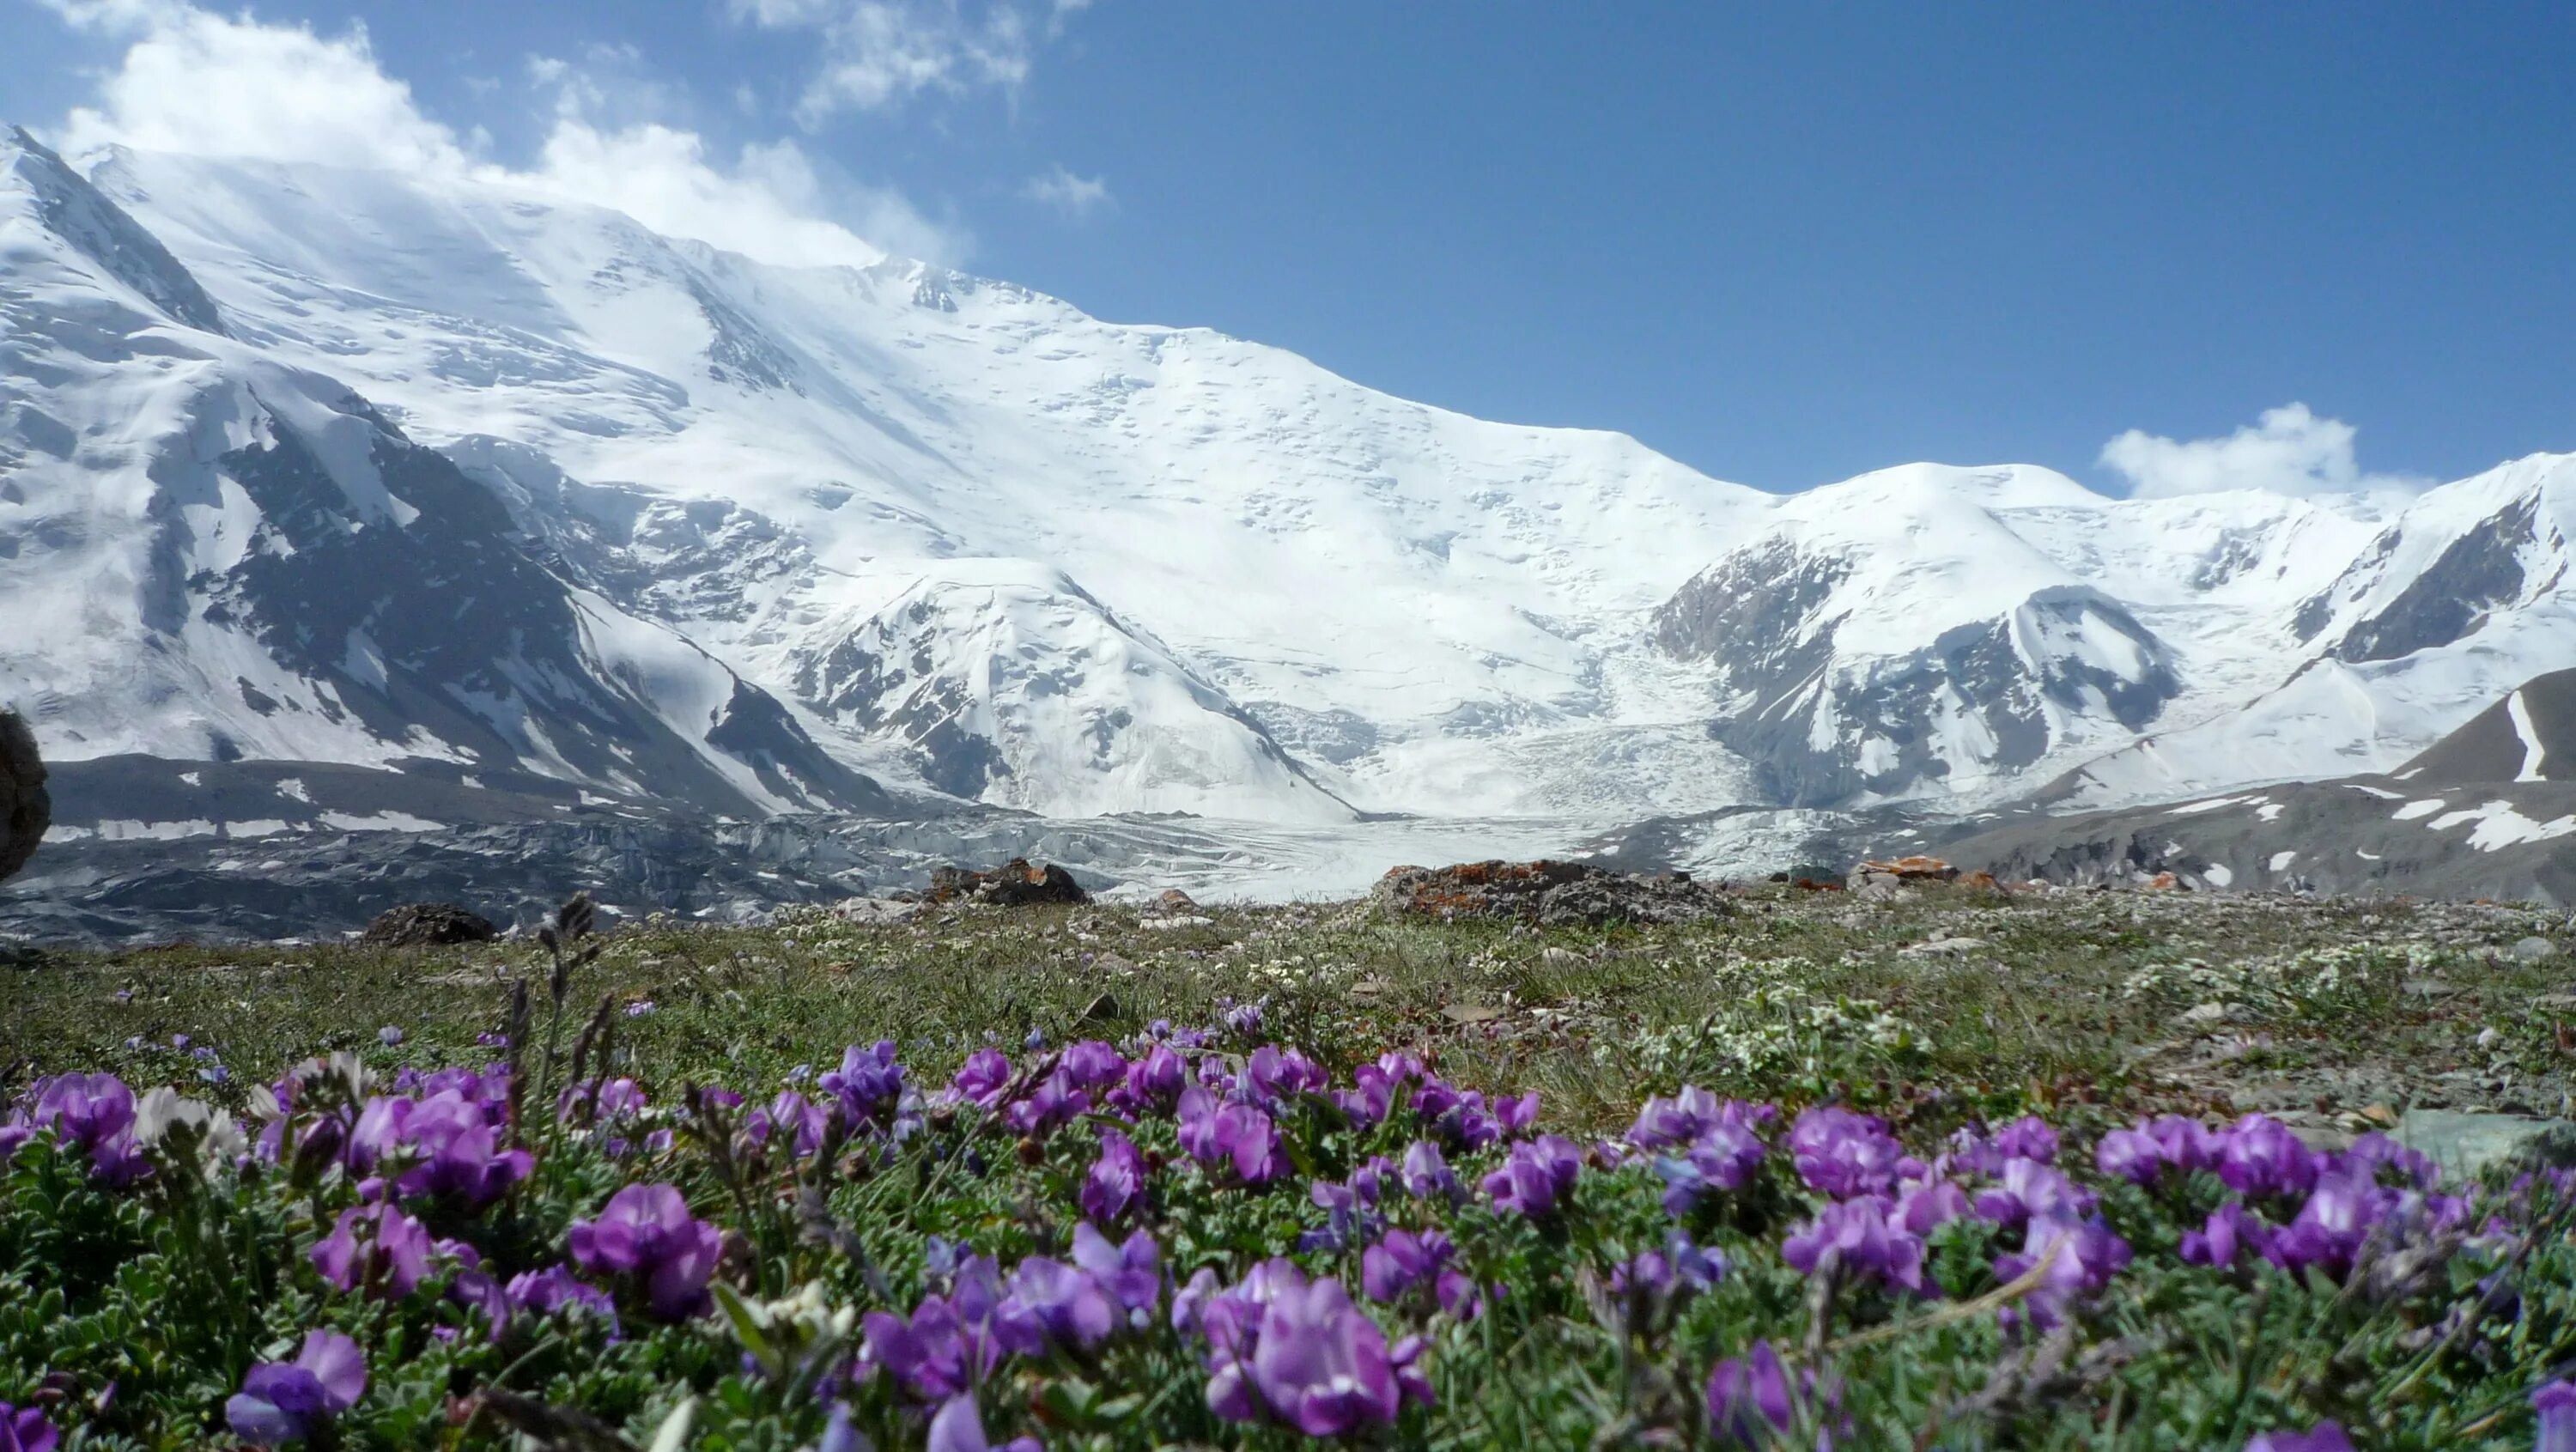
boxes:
[5,130,2573,860]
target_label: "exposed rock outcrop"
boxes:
[926,859,1090,907]
[360,902,501,946]
[1373,860,1733,926]
[0,708,48,884]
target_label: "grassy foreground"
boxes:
[9,885,2571,1132]
[0,882,2572,1449]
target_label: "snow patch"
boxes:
[317,811,445,832]
[2507,690,2549,781]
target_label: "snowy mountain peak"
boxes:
[4,135,2573,838]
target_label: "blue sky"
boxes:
[11,1,2573,493]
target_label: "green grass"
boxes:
[10,884,2567,1141]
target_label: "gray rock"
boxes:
[0,708,48,884]
[831,897,926,926]
[360,902,501,946]
[2512,935,2559,962]
[2394,1109,2576,1179]
[1373,860,1733,926]
[1902,935,1989,957]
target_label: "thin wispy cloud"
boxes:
[1022,162,1112,218]
[2099,404,2427,500]
[726,0,1079,127]
[35,0,970,266]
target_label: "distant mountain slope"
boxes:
[6,128,2575,841]
[0,135,889,819]
[2397,667,2576,787]
[2037,457,2576,811]
[1935,668,2576,904]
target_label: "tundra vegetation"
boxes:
[0,883,2573,1449]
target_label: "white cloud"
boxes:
[1022,162,1111,218]
[52,3,465,174]
[37,0,968,266]
[2099,404,2427,500]
[726,0,1074,125]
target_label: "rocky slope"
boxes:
[4,128,2575,936]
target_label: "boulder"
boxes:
[1372,860,1733,926]
[926,859,1090,907]
[0,708,48,884]
[2394,1109,2576,1179]
[360,902,501,946]
[1848,854,1958,896]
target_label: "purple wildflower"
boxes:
[1705,1341,1795,1448]
[393,1091,532,1209]
[1177,1089,1282,1184]
[958,1050,1015,1107]
[1629,1086,1769,1151]
[1991,1115,2059,1164]
[1482,1134,1583,1219]
[2263,1170,2379,1278]
[1070,1222,1163,1319]
[497,1265,621,1336]
[1111,1044,1186,1115]
[2535,1381,2576,1452]
[1974,1157,2094,1233]
[1996,1215,2132,1330]
[1334,1064,1400,1127]
[1060,1040,1129,1090]
[2217,1115,2319,1201]
[2149,1115,2224,1173]
[568,1183,722,1321]
[1349,1155,1394,1206]
[1245,1044,1329,1104]
[925,1395,1041,1452]
[595,1078,647,1118]
[2181,1202,2263,1268]
[1896,1179,1973,1237]
[377,1026,404,1048]
[1400,1140,1464,1206]
[1081,1129,1149,1224]
[26,1073,149,1186]
[1415,1078,1504,1151]
[1361,1228,1456,1304]
[754,1091,829,1158]
[1203,1264,1426,1436]
[1784,1195,1927,1294]
[312,1202,433,1298]
[2094,1127,2166,1183]
[820,1041,908,1126]
[1004,1069,1091,1138]
[1789,1106,1920,1200]
[994,1255,1117,1355]
[0,1406,56,1452]
[864,1299,981,1401]
[1651,1117,1769,1217]
[225,1330,366,1444]
[1611,1230,1725,1304]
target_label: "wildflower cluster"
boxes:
[2,973,2573,1449]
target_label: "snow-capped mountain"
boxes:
[3,126,2573,839]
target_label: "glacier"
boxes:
[3,125,2574,924]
